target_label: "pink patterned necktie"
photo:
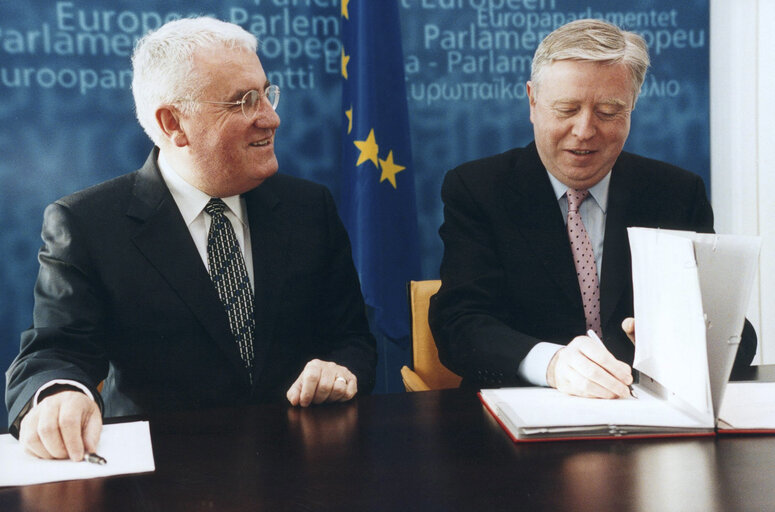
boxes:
[566,189,602,338]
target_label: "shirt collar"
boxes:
[157,150,248,227]
[546,169,612,214]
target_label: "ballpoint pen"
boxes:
[84,453,107,465]
[586,329,637,399]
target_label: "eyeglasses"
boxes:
[180,84,280,120]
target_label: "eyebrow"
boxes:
[597,99,629,108]
[551,98,629,106]
[549,98,631,111]
[229,81,272,101]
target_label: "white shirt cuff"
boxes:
[33,379,95,406]
[518,342,564,386]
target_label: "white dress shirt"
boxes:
[157,150,255,289]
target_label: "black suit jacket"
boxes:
[429,142,756,388]
[6,148,376,433]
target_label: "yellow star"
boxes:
[379,150,406,189]
[342,0,350,19]
[345,106,353,134]
[354,129,379,168]
[341,48,350,79]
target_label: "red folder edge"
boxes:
[478,391,717,443]
[717,428,775,436]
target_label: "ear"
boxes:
[526,81,537,124]
[156,107,189,147]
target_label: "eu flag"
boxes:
[340,1,421,391]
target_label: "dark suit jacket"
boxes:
[429,142,756,388]
[6,148,376,434]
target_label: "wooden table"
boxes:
[2,366,774,511]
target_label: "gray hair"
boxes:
[131,17,258,145]
[531,19,650,103]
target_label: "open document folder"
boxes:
[480,228,762,442]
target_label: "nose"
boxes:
[253,100,281,129]
[571,109,596,140]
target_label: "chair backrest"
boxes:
[408,280,462,390]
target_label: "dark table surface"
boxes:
[2,365,774,512]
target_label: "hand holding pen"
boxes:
[546,330,635,399]
[586,330,637,399]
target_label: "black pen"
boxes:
[84,452,107,465]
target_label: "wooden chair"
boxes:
[400,280,462,391]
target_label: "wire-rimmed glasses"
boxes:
[180,84,280,119]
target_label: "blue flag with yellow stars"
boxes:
[340,0,421,384]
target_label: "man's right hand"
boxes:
[19,391,102,461]
[546,335,633,399]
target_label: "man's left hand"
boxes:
[622,317,636,344]
[286,359,357,407]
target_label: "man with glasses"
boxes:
[6,17,376,461]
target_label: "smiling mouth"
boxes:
[569,150,593,155]
[250,138,272,147]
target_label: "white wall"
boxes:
[711,0,774,363]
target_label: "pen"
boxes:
[84,452,107,465]
[586,329,637,399]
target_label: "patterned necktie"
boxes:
[566,189,602,338]
[204,198,255,378]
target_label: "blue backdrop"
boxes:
[0,0,709,427]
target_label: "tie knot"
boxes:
[205,198,226,217]
[567,188,590,213]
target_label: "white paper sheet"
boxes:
[627,228,761,422]
[481,387,707,429]
[0,421,155,487]
[718,382,775,429]
[685,232,761,415]
[628,228,711,421]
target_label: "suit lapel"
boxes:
[600,160,634,331]
[243,180,288,386]
[505,145,583,309]
[127,149,250,385]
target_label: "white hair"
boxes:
[531,19,650,103]
[131,17,258,145]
